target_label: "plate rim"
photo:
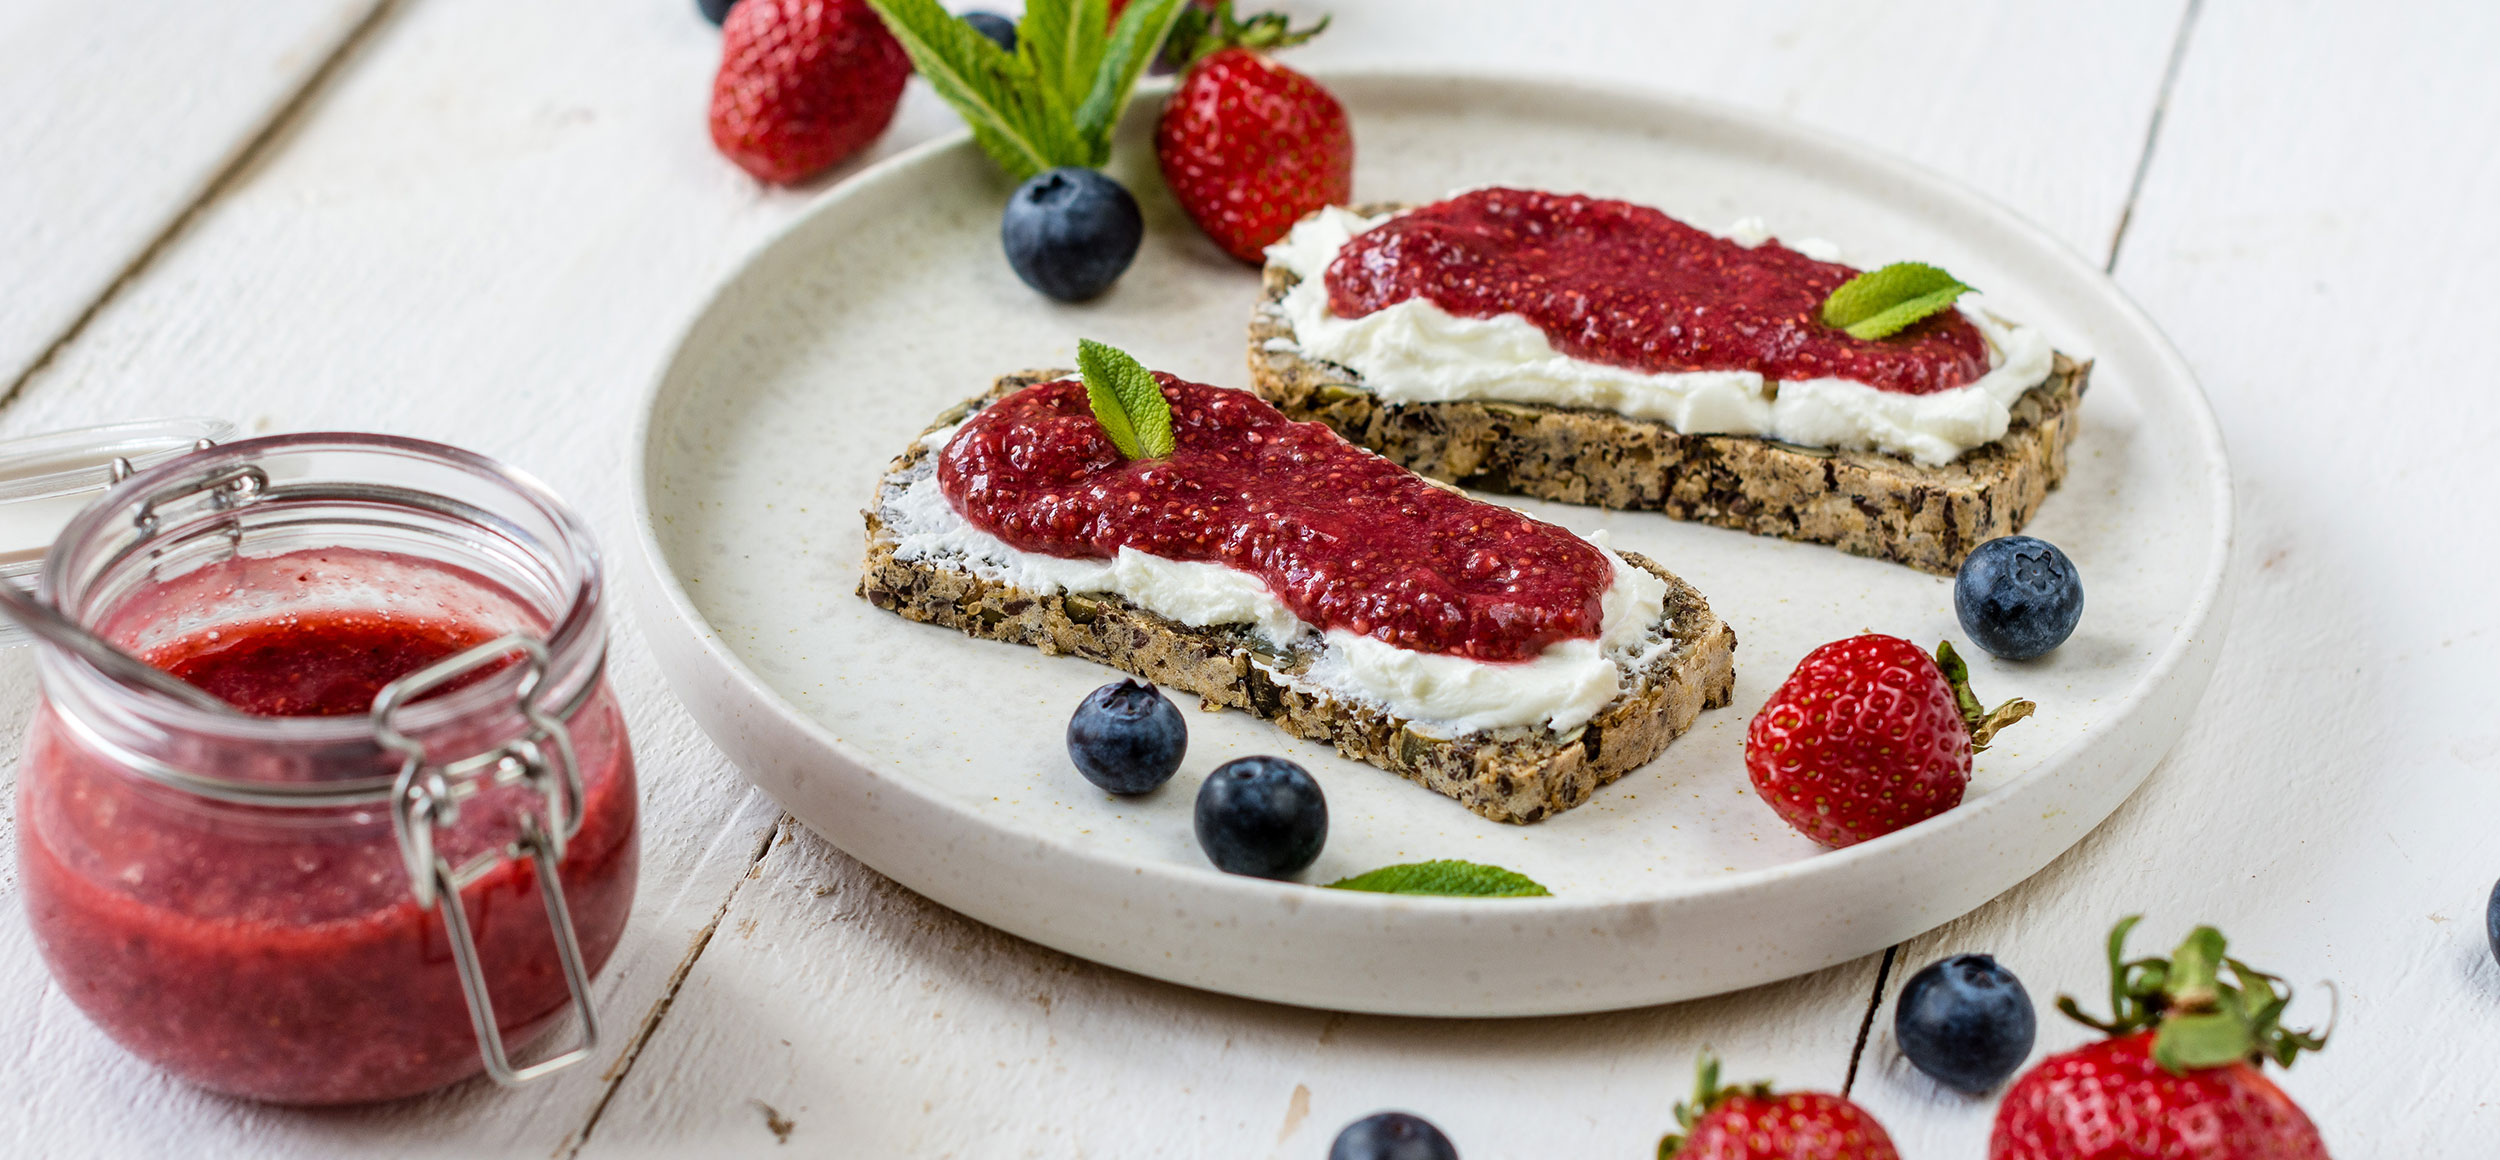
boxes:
[626,66,2234,1001]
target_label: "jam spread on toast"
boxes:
[1326,188,1989,395]
[938,376,1613,663]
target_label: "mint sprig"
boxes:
[1820,262,1974,340]
[866,0,1190,180]
[1076,339,1174,460]
[1325,860,1551,898]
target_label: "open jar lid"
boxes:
[0,418,233,645]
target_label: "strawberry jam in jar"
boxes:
[15,434,638,1104]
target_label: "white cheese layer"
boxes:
[1267,206,2054,467]
[880,465,1669,736]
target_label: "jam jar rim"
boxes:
[34,431,607,805]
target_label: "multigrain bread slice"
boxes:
[1247,203,2093,575]
[857,370,1738,825]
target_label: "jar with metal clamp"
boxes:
[13,433,638,1104]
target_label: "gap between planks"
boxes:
[558,814,795,1158]
[2105,0,2208,274]
[0,0,407,413]
[1841,946,1897,1096]
[1840,0,2209,1090]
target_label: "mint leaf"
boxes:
[1075,0,1190,163]
[1075,339,1174,460]
[1325,860,1551,898]
[869,0,1183,180]
[1820,262,1974,340]
[865,0,1062,179]
[1019,0,1108,113]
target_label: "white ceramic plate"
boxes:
[632,71,2229,1016]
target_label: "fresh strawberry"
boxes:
[710,0,912,185]
[1659,1053,1901,1160]
[1155,5,1352,263]
[1991,918,2331,1160]
[1995,1032,2324,1160]
[1745,635,2032,847]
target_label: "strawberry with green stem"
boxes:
[1990,917,2333,1160]
[1658,1053,1901,1160]
[1155,2,1352,263]
[1745,635,2034,848]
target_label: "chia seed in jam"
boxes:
[936,376,1613,663]
[1325,188,1990,395]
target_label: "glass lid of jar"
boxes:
[0,418,232,644]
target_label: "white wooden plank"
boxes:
[1852,0,2500,1154]
[1295,0,2189,262]
[0,0,387,390]
[0,0,2185,1155]
[574,823,1877,1158]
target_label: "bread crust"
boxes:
[1245,204,2091,574]
[858,371,1738,824]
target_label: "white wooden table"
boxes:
[3,1,2494,1155]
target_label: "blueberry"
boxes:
[697,0,739,26]
[1329,1111,1458,1160]
[1193,756,1326,879]
[2487,877,2500,969]
[1955,535,2084,660]
[1001,167,1144,302]
[1066,679,1186,794]
[1894,953,2037,1094]
[962,10,1018,53]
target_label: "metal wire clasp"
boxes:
[375,634,600,1087]
[129,460,267,537]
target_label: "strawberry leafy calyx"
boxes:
[1169,1,1329,72]
[1933,639,2034,751]
[2056,916,2332,1075]
[1657,1052,1776,1159]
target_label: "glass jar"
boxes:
[14,433,639,1105]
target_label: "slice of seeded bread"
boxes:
[1246,204,2092,575]
[857,371,1738,825]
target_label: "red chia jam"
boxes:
[938,375,1614,662]
[17,548,638,1105]
[1325,187,1991,395]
